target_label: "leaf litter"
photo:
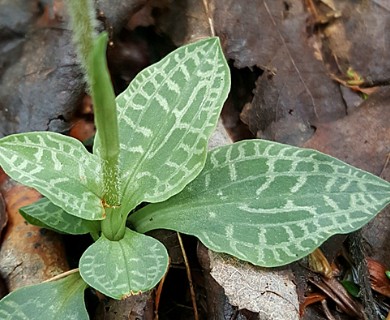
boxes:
[1,0,390,319]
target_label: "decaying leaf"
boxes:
[321,0,390,82]
[0,13,84,137]
[308,249,333,278]
[96,0,148,32]
[0,188,6,239]
[0,179,69,291]
[209,251,299,320]
[94,291,153,320]
[213,0,345,145]
[151,0,212,45]
[309,276,364,319]
[0,0,42,74]
[367,258,390,298]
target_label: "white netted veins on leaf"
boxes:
[0,1,389,317]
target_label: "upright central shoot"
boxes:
[69,0,123,240]
[89,34,124,241]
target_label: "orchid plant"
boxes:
[0,1,389,318]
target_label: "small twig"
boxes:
[177,232,199,320]
[329,73,377,95]
[321,299,337,320]
[379,153,390,178]
[202,0,215,36]
[154,260,170,320]
[359,78,390,88]
[42,268,79,283]
[305,0,320,21]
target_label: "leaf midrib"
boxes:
[120,43,218,205]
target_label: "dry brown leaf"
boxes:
[0,186,6,239]
[367,258,390,298]
[0,179,69,291]
[300,292,327,317]
[209,251,299,320]
[0,2,83,137]
[151,0,212,45]
[215,0,345,146]
[309,277,364,319]
[94,291,153,320]
[322,0,390,82]
[308,249,333,279]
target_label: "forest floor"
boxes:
[0,0,389,319]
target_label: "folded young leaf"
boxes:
[0,273,88,319]
[97,37,230,213]
[129,140,390,267]
[0,132,104,220]
[20,198,100,235]
[79,228,168,299]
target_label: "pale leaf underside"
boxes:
[97,37,230,213]
[0,132,104,220]
[0,273,88,320]
[129,140,390,267]
[79,228,169,299]
[20,198,100,235]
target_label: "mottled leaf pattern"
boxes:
[0,132,104,220]
[97,37,230,212]
[129,140,390,267]
[0,273,88,320]
[20,198,100,235]
[79,228,168,299]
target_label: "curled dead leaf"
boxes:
[367,258,390,298]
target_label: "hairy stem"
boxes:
[90,33,123,240]
[68,0,123,240]
[68,0,98,88]
[89,33,121,207]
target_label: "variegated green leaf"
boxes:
[95,37,230,212]
[0,273,88,320]
[79,228,168,299]
[0,132,104,220]
[129,140,390,267]
[20,198,100,235]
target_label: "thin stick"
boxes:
[177,232,199,320]
[321,299,336,320]
[154,259,170,320]
[42,268,79,283]
[202,0,215,36]
[379,153,390,178]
